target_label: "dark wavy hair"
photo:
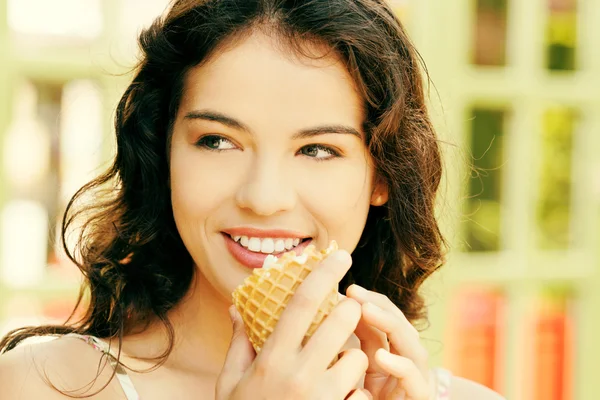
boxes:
[1,0,446,393]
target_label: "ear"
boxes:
[370,180,388,206]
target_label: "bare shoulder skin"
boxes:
[0,336,506,400]
[0,337,125,400]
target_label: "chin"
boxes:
[196,258,248,300]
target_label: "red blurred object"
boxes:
[451,289,505,393]
[533,297,574,400]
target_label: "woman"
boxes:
[0,0,504,399]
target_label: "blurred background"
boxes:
[0,0,598,398]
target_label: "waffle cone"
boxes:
[231,240,340,354]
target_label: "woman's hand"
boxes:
[216,250,372,400]
[345,284,431,400]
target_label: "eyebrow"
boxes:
[183,109,362,139]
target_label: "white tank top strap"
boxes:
[430,367,452,399]
[64,333,141,400]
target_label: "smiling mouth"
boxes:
[225,233,311,255]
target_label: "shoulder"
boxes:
[450,375,506,400]
[0,336,124,399]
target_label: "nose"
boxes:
[235,155,296,216]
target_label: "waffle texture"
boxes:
[231,241,340,354]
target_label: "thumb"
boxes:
[216,305,256,398]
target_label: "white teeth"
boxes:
[248,237,261,252]
[274,239,285,252]
[233,235,307,254]
[284,238,294,250]
[260,238,275,254]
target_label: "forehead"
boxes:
[179,32,365,130]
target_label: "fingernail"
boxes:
[375,348,394,364]
[228,305,237,322]
[350,284,367,296]
[330,250,352,264]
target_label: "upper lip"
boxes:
[223,227,312,239]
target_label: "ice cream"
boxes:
[231,240,340,355]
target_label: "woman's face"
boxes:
[169,32,387,301]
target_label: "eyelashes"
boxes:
[195,135,237,151]
[296,144,340,161]
[195,134,342,161]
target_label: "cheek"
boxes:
[299,160,373,235]
[169,146,243,219]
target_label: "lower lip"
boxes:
[223,234,313,269]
